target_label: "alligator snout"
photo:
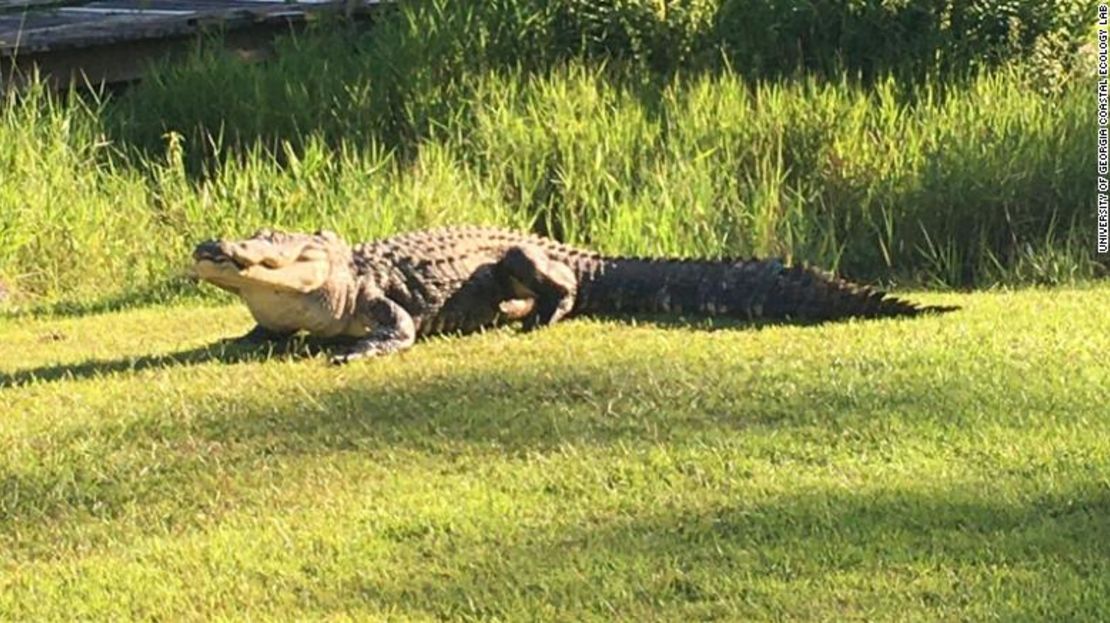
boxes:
[193,240,251,269]
[195,237,257,267]
[194,238,301,270]
[193,240,228,262]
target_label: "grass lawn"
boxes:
[0,285,1106,620]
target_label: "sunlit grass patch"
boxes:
[0,285,1107,619]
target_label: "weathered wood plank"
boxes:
[0,0,80,10]
[0,0,383,89]
[1,0,380,52]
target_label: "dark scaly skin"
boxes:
[193,226,956,363]
[358,226,952,325]
[347,227,579,337]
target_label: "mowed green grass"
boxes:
[0,285,1106,620]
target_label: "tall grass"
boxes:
[1,64,1095,306]
[0,0,1098,307]
[108,1,1092,156]
[0,84,159,301]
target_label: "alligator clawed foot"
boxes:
[328,346,393,365]
[329,350,357,365]
[328,344,375,365]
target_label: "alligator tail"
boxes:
[577,257,957,321]
[747,262,958,320]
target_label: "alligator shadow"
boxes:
[0,337,337,389]
[2,303,943,390]
[0,313,815,390]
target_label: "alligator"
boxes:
[192,226,956,363]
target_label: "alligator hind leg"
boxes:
[494,245,578,331]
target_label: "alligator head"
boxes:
[192,228,357,335]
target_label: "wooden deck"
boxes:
[0,0,383,88]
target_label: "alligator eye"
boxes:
[315,229,338,242]
[300,248,328,261]
[253,228,273,239]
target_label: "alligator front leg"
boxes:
[495,245,578,331]
[330,296,416,365]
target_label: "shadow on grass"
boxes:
[0,339,337,389]
[0,312,838,390]
[343,486,1110,619]
[1,317,1103,621]
[0,311,998,536]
